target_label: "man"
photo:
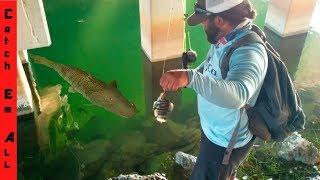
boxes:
[160,0,268,179]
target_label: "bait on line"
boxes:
[152,92,174,123]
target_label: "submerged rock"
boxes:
[175,151,197,170]
[143,120,200,153]
[72,139,111,179]
[108,173,167,180]
[309,175,320,180]
[35,85,68,150]
[278,132,320,165]
[99,121,200,179]
[139,152,188,180]
[99,131,159,178]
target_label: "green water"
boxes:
[21,0,320,179]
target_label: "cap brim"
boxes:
[187,12,206,26]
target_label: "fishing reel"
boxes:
[182,49,197,69]
[152,93,174,123]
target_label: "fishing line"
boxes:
[181,3,197,70]
[161,0,190,90]
[161,0,175,77]
[154,0,185,123]
[181,0,186,18]
[182,0,188,52]
[181,0,193,52]
[187,31,192,50]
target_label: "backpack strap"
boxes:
[222,107,245,165]
[221,27,266,165]
[220,31,265,79]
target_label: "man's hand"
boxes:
[160,69,189,91]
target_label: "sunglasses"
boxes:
[194,3,215,16]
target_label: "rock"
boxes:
[72,139,111,179]
[173,151,198,179]
[143,120,188,147]
[138,152,188,180]
[309,175,320,180]
[139,152,173,173]
[242,176,248,180]
[175,151,197,170]
[278,132,320,165]
[99,132,159,178]
[100,121,201,179]
[108,173,167,180]
[38,85,67,115]
[35,85,68,150]
[143,120,201,154]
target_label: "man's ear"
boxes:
[215,16,233,32]
[215,16,225,27]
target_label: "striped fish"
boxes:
[30,55,137,118]
[153,93,174,123]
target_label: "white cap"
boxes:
[187,0,245,26]
[206,0,244,13]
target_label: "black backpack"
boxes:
[221,25,306,142]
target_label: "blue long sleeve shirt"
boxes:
[187,25,268,148]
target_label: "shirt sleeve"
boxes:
[187,43,267,109]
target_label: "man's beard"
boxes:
[204,24,221,44]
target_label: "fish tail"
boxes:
[29,54,55,68]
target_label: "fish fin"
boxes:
[110,80,118,88]
[68,86,76,93]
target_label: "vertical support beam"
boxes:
[17,0,50,175]
[139,0,185,118]
[17,53,39,174]
[18,0,51,114]
[17,54,34,116]
[264,27,307,78]
[265,0,317,37]
[18,50,41,115]
[18,0,51,50]
[139,0,185,62]
[142,53,182,118]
